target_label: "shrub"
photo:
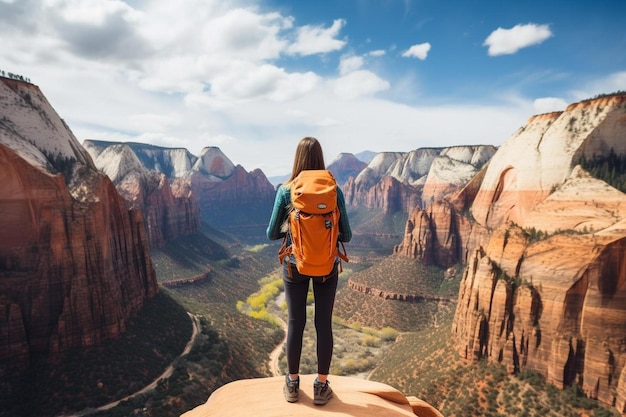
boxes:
[380,327,399,341]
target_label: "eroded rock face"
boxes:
[83,141,200,248]
[0,79,158,372]
[327,152,367,185]
[421,146,496,206]
[393,201,469,266]
[343,146,494,216]
[450,95,626,412]
[84,140,275,239]
[344,175,421,215]
[189,165,276,236]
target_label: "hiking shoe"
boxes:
[283,374,299,403]
[313,378,333,405]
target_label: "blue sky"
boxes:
[1,0,625,176]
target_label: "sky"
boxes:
[1,0,625,177]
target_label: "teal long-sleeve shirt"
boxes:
[266,184,352,243]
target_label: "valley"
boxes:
[9,224,617,417]
[2,77,626,417]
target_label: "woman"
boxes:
[266,137,352,405]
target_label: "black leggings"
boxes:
[283,262,338,375]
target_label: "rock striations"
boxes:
[327,152,368,186]
[0,78,158,373]
[187,147,276,237]
[83,140,200,248]
[84,141,276,240]
[446,94,626,412]
[344,146,495,215]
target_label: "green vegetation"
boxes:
[370,309,620,417]
[1,291,192,417]
[346,253,461,298]
[579,148,626,193]
[345,206,408,252]
[40,149,77,182]
[237,275,284,326]
[582,91,626,102]
[66,237,282,417]
[524,226,592,243]
[151,232,231,283]
[334,254,461,331]
[0,69,31,83]
[245,243,270,253]
[274,304,399,378]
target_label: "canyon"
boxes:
[2,73,626,416]
[0,78,158,373]
[393,94,626,412]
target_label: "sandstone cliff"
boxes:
[449,94,626,411]
[421,145,496,205]
[327,152,368,185]
[344,146,494,215]
[393,200,473,267]
[83,140,200,248]
[84,142,275,240]
[0,78,158,373]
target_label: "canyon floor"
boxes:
[4,229,621,417]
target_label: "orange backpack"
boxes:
[279,170,348,277]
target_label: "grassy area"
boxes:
[334,254,461,331]
[151,231,231,283]
[273,304,399,378]
[235,264,402,379]
[347,253,462,298]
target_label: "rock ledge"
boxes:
[181,375,442,417]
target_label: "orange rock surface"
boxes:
[181,375,443,417]
[450,94,626,412]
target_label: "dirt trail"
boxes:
[60,313,201,417]
[269,316,287,377]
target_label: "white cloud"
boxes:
[402,42,431,60]
[339,55,364,75]
[484,23,552,56]
[44,0,140,25]
[331,70,390,100]
[199,8,289,61]
[368,49,386,57]
[533,97,568,114]
[208,62,320,102]
[287,18,347,55]
[3,0,605,179]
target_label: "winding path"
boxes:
[61,313,201,417]
[269,316,287,377]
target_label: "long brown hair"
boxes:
[287,137,325,184]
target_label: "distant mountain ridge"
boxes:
[84,140,275,240]
[343,146,496,218]
[83,140,200,248]
[84,140,197,178]
[327,152,368,185]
